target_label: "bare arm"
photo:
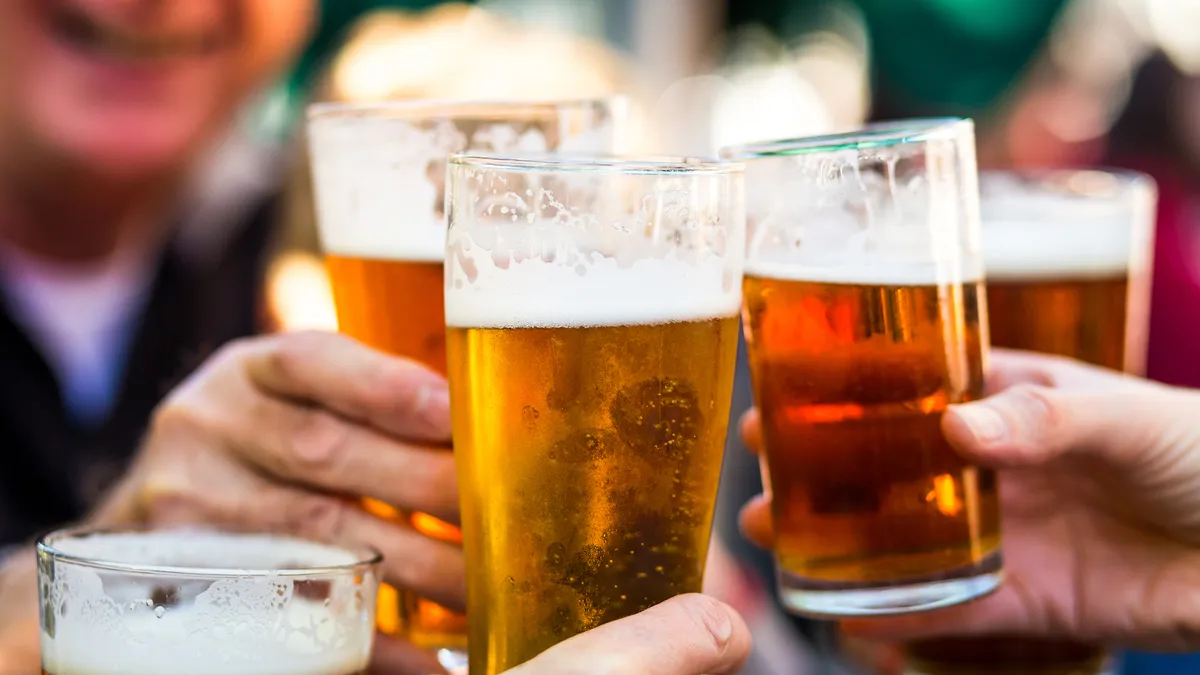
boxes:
[0,547,40,675]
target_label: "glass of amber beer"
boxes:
[903,169,1157,675]
[724,118,1003,617]
[37,526,380,675]
[445,153,745,674]
[305,98,619,664]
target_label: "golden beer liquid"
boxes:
[448,316,740,675]
[905,273,1131,675]
[742,276,1001,586]
[986,275,1129,370]
[324,254,468,650]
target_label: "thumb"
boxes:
[943,380,1188,471]
[504,594,751,675]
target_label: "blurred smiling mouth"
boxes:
[46,2,228,62]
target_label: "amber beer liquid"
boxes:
[323,249,467,649]
[448,310,740,674]
[742,268,1002,612]
[904,171,1155,675]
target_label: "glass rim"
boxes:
[306,95,623,121]
[37,525,383,578]
[448,152,743,176]
[721,117,972,159]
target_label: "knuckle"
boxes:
[149,397,209,444]
[204,336,260,375]
[268,332,324,381]
[359,360,412,414]
[282,408,352,475]
[674,593,735,653]
[1002,384,1063,454]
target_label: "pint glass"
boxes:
[903,169,1157,675]
[305,98,619,660]
[445,154,745,674]
[38,527,379,675]
[724,118,1002,617]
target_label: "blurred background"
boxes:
[229,0,1200,672]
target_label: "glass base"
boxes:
[778,551,1003,618]
[437,647,469,672]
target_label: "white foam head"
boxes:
[307,113,462,262]
[306,101,618,264]
[730,120,985,286]
[443,155,745,329]
[40,532,376,675]
[979,171,1156,282]
[445,249,742,328]
[744,259,982,286]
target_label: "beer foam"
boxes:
[307,107,618,264]
[743,259,982,286]
[308,114,453,262]
[41,533,374,675]
[978,170,1152,281]
[982,218,1132,281]
[445,252,742,328]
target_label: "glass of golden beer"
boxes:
[903,168,1157,675]
[37,526,380,675]
[305,98,619,666]
[724,118,1003,617]
[445,153,746,674]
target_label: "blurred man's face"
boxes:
[0,0,315,180]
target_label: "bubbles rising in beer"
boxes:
[611,377,702,459]
[529,374,710,634]
[450,314,739,673]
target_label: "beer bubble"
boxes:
[549,428,620,464]
[521,405,540,428]
[611,377,702,458]
[544,542,566,572]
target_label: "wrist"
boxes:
[0,546,40,674]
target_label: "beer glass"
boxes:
[305,98,619,662]
[903,169,1157,675]
[724,118,1002,617]
[38,526,380,675]
[445,153,746,674]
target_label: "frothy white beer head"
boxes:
[444,156,745,328]
[725,119,986,283]
[306,100,618,263]
[743,259,982,286]
[980,171,1155,281]
[40,532,376,675]
[446,249,742,328]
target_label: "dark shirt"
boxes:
[0,193,279,548]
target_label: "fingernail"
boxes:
[418,385,452,436]
[953,404,1009,444]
